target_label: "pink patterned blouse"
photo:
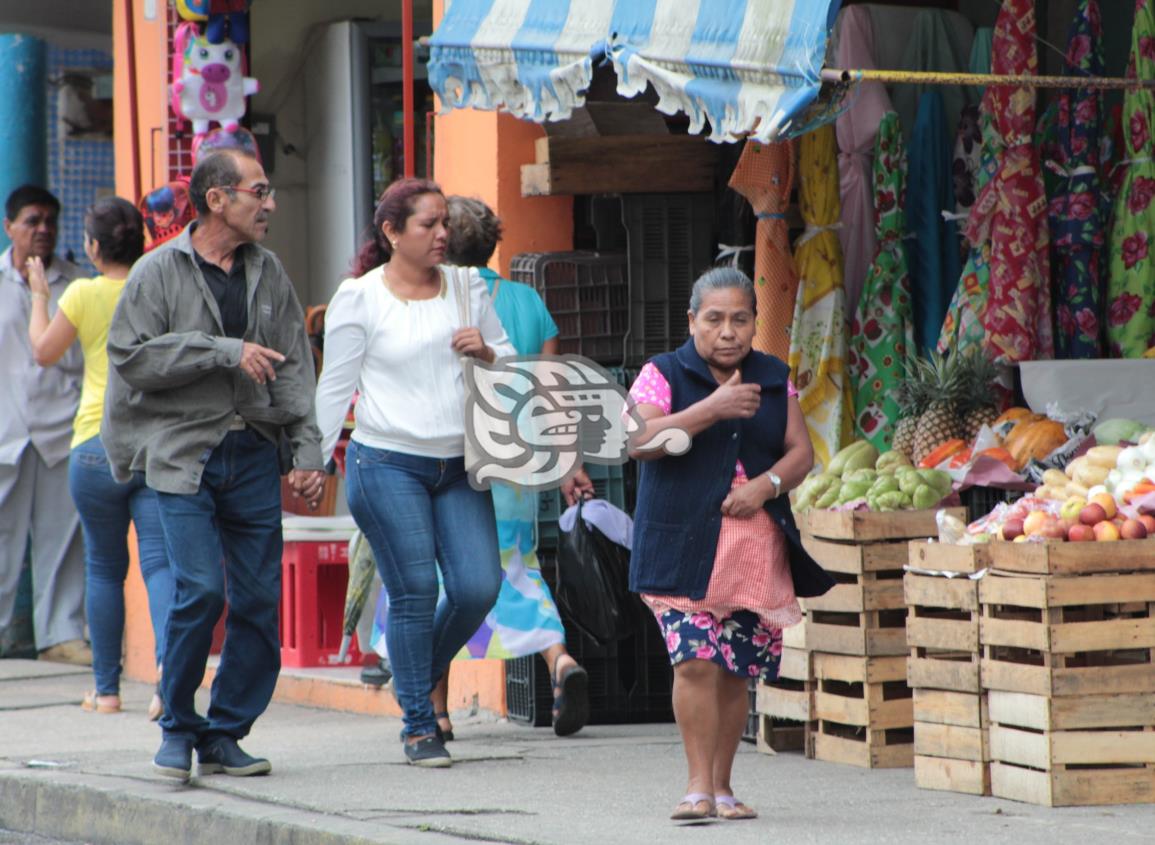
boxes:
[629,363,802,628]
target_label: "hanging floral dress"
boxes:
[1049,0,1107,359]
[1106,0,1155,357]
[728,141,798,362]
[965,0,1053,363]
[788,124,854,472]
[850,113,915,450]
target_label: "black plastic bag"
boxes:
[555,499,640,647]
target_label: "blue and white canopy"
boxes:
[428,0,842,144]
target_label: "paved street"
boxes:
[2,660,1154,845]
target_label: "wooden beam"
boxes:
[520,134,717,197]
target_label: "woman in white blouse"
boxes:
[314,178,514,768]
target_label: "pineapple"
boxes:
[957,349,1001,442]
[911,350,966,465]
[892,375,928,460]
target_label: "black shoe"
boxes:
[197,736,272,777]
[153,737,194,781]
[403,734,452,768]
[360,658,393,687]
[399,724,449,743]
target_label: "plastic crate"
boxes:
[960,486,1020,523]
[536,487,562,555]
[280,516,363,668]
[505,560,674,726]
[622,194,716,366]
[508,251,628,364]
[743,678,759,744]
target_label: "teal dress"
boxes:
[370,268,565,659]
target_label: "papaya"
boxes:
[918,438,968,469]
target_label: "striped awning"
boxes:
[429,0,843,144]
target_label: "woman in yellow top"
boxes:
[27,197,171,718]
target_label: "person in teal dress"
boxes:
[429,196,591,737]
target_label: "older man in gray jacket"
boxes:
[104,149,325,782]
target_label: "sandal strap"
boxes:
[680,793,714,806]
[714,795,739,808]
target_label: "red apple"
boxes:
[1039,519,1068,541]
[1138,514,1155,535]
[1079,503,1108,526]
[1067,523,1096,542]
[1091,493,1119,520]
[1094,521,1121,542]
[1000,518,1025,541]
[1121,518,1149,540]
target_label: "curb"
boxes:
[0,769,405,845]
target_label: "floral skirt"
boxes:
[655,608,783,681]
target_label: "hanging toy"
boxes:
[139,180,195,250]
[175,0,209,23]
[206,0,251,45]
[192,125,261,164]
[170,22,258,135]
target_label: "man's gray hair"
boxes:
[188,150,250,216]
[689,265,757,315]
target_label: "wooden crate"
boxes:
[915,755,991,796]
[812,653,913,768]
[802,535,909,575]
[905,572,981,694]
[755,715,809,755]
[979,572,1155,697]
[989,695,1155,807]
[990,761,1155,807]
[782,616,808,650]
[913,689,990,770]
[907,539,990,575]
[754,648,814,757]
[802,507,966,542]
[985,538,1155,576]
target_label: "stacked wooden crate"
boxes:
[980,541,1155,806]
[754,618,813,756]
[905,541,992,795]
[798,508,966,768]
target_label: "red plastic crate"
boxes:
[280,517,362,668]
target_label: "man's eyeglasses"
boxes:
[224,185,276,202]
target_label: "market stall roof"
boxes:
[427,0,842,144]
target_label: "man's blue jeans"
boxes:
[68,435,173,695]
[153,429,282,743]
[345,442,501,738]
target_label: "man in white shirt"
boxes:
[0,184,88,664]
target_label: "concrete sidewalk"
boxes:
[2,660,1153,845]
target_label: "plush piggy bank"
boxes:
[171,27,258,134]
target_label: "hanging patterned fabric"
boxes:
[951,28,993,217]
[906,90,960,355]
[1049,0,1106,359]
[788,125,853,472]
[938,29,997,357]
[964,0,1053,363]
[728,141,798,361]
[834,6,894,320]
[1106,0,1155,357]
[849,113,915,450]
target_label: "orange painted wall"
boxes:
[430,1,573,275]
[113,0,170,203]
[113,0,169,685]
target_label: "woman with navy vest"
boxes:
[627,267,833,822]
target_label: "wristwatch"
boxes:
[765,470,782,498]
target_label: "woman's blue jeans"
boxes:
[345,442,502,738]
[68,435,173,695]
